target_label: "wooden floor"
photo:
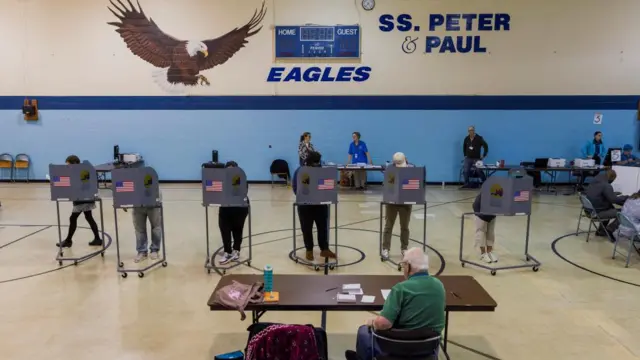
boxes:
[0,183,639,360]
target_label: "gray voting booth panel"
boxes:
[296,166,338,204]
[202,167,248,206]
[480,176,533,215]
[382,166,426,204]
[49,161,98,201]
[112,167,161,208]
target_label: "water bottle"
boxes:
[263,265,273,292]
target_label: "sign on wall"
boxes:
[274,25,360,59]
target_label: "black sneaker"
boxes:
[345,350,359,360]
[88,238,103,246]
[56,239,73,248]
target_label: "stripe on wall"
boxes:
[0,95,638,110]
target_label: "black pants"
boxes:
[298,205,329,251]
[66,211,100,241]
[578,155,602,186]
[218,207,249,253]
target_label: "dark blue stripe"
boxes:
[1,95,638,110]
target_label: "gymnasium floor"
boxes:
[0,183,639,360]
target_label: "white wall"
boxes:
[1,0,639,96]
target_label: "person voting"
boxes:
[381,152,412,260]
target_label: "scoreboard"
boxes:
[274,25,361,59]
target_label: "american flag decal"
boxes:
[53,176,71,187]
[206,180,223,192]
[115,181,135,192]
[317,179,335,190]
[514,190,530,202]
[402,179,420,190]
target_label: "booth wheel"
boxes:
[162,261,168,267]
[119,262,124,268]
[314,265,321,271]
[380,257,385,262]
[138,272,144,278]
[121,272,128,278]
[73,261,78,266]
[101,252,105,258]
[329,264,335,271]
[207,269,211,274]
[526,256,530,261]
[247,261,251,266]
[532,266,539,272]
[461,263,465,268]
[490,270,497,276]
[222,270,227,275]
[58,261,63,266]
[294,258,299,264]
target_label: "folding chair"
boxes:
[612,212,640,268]
[372,327,442,360]
[14,153,31,182]
[0,153,13,181]
[576,194,614,242]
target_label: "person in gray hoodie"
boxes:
[585,169,628,236]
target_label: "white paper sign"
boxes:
[594,113,603,124]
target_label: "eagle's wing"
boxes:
[197,1,267,71]
[107,0,181,68]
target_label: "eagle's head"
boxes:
[186,41,208,57]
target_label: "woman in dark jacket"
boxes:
[298,132,316,166]
[56,155,102,248]
[473,193,497,263]
[217,161,250,264]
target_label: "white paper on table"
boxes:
[381,289,391,300]
[611,165,640,196]
[361,295,376,303]
[337,294,357,303]
[342,284,361,291]
[347,289,364,295]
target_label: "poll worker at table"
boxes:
[473,193,498,263]
[217,161,249,265]
[347,131,372,190]
[56,155,102,248]
[346,247,445,360]
[382,152,412,260]
[298,132,316,167]
[585,169,627,238]
[461,126,488,189]
[133,198,163,263]
[578,131,607,189]
[617,144,639,166]
[292,151,337,261]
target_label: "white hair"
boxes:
[402,247,429,271]
[392,152,407,167]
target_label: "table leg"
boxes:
[443,311,450,352]
[321,310,327,330]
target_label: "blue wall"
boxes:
[1,96,637,182]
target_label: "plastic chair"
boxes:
[613,212,640,268]
[576,194,614,242]
[0,153,14,181]
[371,327,442,360]
[269,159,290,188]
[13,153,30,182]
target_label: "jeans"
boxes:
[133,207,162,253]
[297,205,329,251]
[463,157,486,185]
[382,204,412,250]
[356,325,381,360]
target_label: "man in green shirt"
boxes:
[346,247,446,360]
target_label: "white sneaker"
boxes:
[219,252,233,265]
[401,249,406,258]
[134,252,148,263]
[488,252,498,263]
[230,250,240,261]
[381,249,390,260]
[149,252,159,260]
[480,253,493,264]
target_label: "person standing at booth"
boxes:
[461,126,488,189]
[473,193,498,263]
[56,155,102,248]
[217,161,249,265]
[347,132,372,190]
[382,152,412,260]
[292,151,337,261]
[298,132,316,167]
[133,199,163,263]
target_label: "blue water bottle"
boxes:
[264,265,273,292]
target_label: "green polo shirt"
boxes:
[379,273,446,333]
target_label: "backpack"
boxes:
[245,322,328,360]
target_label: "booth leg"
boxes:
[333,204,338,264]
[99,199,106,257]
[459,214,466,266]
[292,204,298,263]
[379,203,383,260]
[247,205,252,266]
[114,208,123,270]
[159,206,168,268]
[56,200,63,265]
[422,202,427,252]
[205,206,211,272]
[524,214,532,259]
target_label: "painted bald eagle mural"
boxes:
[107,0,266,92]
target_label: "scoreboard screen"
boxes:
[274,25,360,59]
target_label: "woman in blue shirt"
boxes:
[578,131,607,189]
[347,132,372,190]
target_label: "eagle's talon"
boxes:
[197,75,210,86]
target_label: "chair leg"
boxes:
[576,209,583,235]
[586,220,593,242]
[625,236,634,268]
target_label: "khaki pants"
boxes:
[382,204,412,250]
[353,170,367,188]
[474,216,496,248]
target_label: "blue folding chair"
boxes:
[613,212,640,268]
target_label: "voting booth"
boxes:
[291,166,339,272]
[460,175,541,275]
[49,161,106,265]
[111,166,167,278]
[202,166,252,275]
[379,166,427,271]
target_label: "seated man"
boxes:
[345,248,445,360]
[617,144,639,166]
[585,169,628,238]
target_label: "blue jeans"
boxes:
[356,325,381,360]
[133,207,162,253]
[463,157,486,185]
